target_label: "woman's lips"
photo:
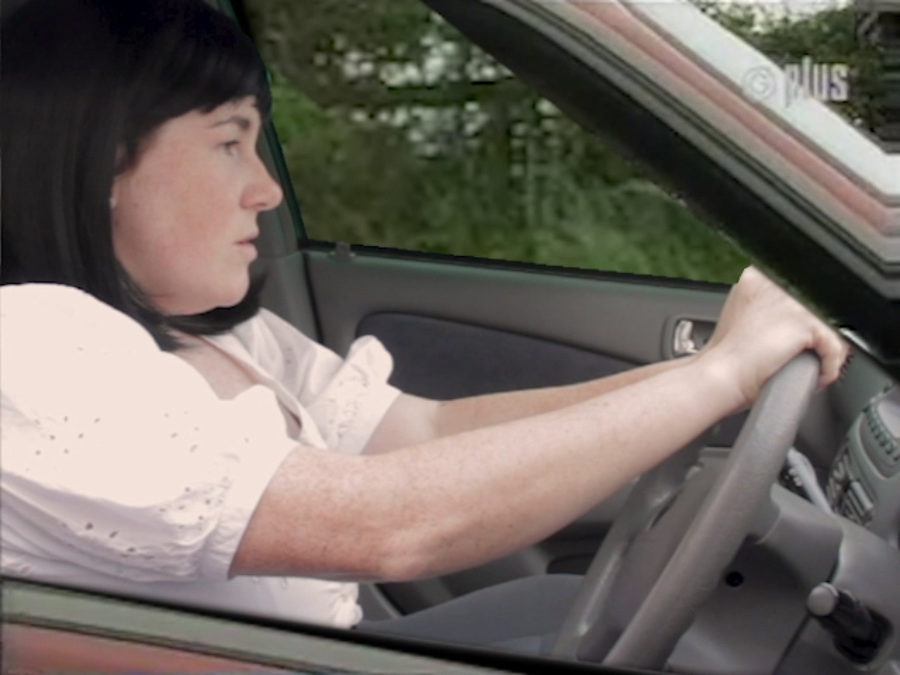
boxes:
[237,237,258,259]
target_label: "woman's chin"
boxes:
[210,273,252,309]
[165,288,250,317]
[216,281,254,310]
[221,282,252,308]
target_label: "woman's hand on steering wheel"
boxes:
[698,266,849,412]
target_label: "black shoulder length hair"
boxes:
[1,0,273,350]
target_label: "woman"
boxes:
[0,0,848,653]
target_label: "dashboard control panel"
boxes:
[860,391,900,476]
[830,387,900,545]
[827,448,875,526]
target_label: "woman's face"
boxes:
[111,97,283,316]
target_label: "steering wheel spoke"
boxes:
[551,438,706,658]
[552,352,821,669]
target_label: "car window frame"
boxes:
[630,0,899,198]
[1,579,656,674]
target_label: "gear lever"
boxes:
[807,582,885,664]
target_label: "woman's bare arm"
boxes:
[363,355,694,454]
[229,353,737,582]
[230,268,848,582]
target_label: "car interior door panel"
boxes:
[302,249,728,364]
[294,247,765,614]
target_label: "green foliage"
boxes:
[248,0,866,285]
[270,74,747,282]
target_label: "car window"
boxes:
[242,0,751,284]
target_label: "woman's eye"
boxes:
[221,140,240,155]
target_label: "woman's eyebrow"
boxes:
[208,115,253,131]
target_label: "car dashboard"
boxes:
[658,349,900,675]
[828,385,900,547]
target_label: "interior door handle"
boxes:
[672,318,716,356]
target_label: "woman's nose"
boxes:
[244,156,283,212]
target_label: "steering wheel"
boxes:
[550,352,821,669]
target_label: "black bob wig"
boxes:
[1,0,273,349]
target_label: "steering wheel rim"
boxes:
[551,352,821,669]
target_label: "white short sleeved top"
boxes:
[0,284,402,627]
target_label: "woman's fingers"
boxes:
[704,266,849,403]
[763,279,849,389]
[812,320,850,388]
[768,274,848,387]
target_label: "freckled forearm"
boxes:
[235,355,735,581]
[369,356,732,579]
[431,355,695,438]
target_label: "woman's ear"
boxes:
[110,146,127,210]
[109,178,119,210]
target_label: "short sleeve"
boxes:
[232,310,402,455]
[1,285,298,584]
